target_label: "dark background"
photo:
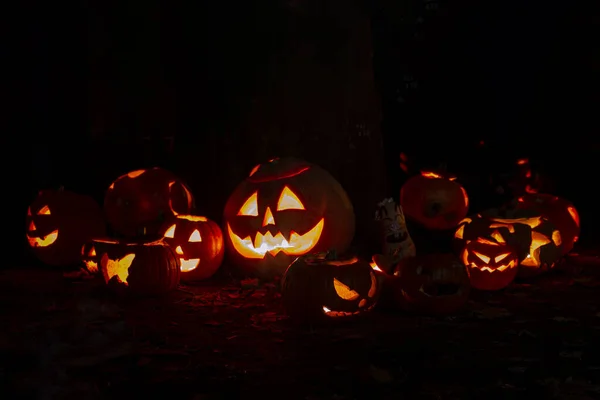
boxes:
[12,0,599,264]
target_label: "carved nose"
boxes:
[262,207,275,226]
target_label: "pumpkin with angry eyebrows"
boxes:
[223,157,355,279]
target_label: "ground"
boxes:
[1,254,600,400]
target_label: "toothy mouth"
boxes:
[470,264,513,273]
[179,258,200,272]
[322,303,376,317]
[26,230,59,248]
[226,219,324,259]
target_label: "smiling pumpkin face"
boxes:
[223,158,355,279]
[26,189,106,266]
[161,215,225,281]
[460,236,519,291]
[281,254,380,323]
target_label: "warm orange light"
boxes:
[525,185,538,193]
[277,186,305,210]
[476,237,499,246]
[517,158,529,165]
[237,192,259,216]
[369,261,383,272]
[472,250,491,264]
[226,219,324,259]
[127,170,145,178]
[333,278,360,300]
[101,253,136,285]
[189,229,202,242]
[420,171,442,179]
[38,205,51,215]
[520,232,551,267]
[460,187,469,207]
[85,261,98,273]
[249,164,260,177]
[262,207,275,226]
[27,230,59,247]
[567,206,580,228]
[164,224,176,238]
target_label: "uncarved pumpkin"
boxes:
[104,167,194,237]
[400,171,469,231]
[26,189,106,266]
[223,157,355,280]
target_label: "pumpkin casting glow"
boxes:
[26,189,106,266]
[460,237,519,291]
[161,214,225,281]
[223,157,355,279]
[281,253,380,322]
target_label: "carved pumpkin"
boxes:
[454,215,562,277]
[281,253,380,322]
[400,171,469,230]
[223,157,355,279]
[516,193,580,255]
[160,215,225,281]
[104,167,194,237]
[81,241,100,274]
[95,239,180,295]
[459,237,519,291]
[26,189,106,266]
[393,254,470,315]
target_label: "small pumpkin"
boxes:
[104,167,195,237]
[454,215,562,277]
[516,193,580,255]
[281,252,380,322]
[459,237,519,291]
[160,215,225,281]
[81,241,100,274]
[223,157,355,280]
[400,171,469,231]
[393,253,470,315]
[96,239,180,295]
[26,189,106,266]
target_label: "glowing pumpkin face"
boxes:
[460,236,519,291]
[223,157,355,279]
[400,171,469,231]
[161,215,225,281]
[281,254,380,322]
[26,190,106,266]
[516,193,580,255]
[96,239,180,295]
[393,253,471,315]
[454,215,561,277]
[81,242,100,274]
[104,167,195,237]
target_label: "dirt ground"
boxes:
[1,254,600,400]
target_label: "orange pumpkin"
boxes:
[459,237,519,291]
[223,157,355,280]
[400,171,469,230]
[516,193,580,255]
[161,215,225,281]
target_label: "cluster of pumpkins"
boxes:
[24,158,580,323]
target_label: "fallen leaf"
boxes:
[369,365,393,383]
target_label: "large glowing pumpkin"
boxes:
[460,237,519,291]
[104,167,194,237]
[400,171,469,231]
[223,157,355,279]
[26,189,106,266]
[516,193,580,255]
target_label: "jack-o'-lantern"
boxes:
[516,193,580,255]
[104,167,195,237]
[281,252,380,323]
[400,171,469,231]
[460,237,519,290]
[160,215,225,281]
[81,242,100,274]
[454,215,561,277]
[393,253,470,315]
[95,239,180,295]
[26,189,106,266]
[223,157,355,279]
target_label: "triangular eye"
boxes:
[472,250,490,264]
[189,229,202,242]
[27,207,32,216]
[164,224,176,238]
[333,278,359,300]
[88,247,96,257]
[277,186,304,210]
[38,205,51,215]
[238,192,259,216]
[494,252,511,263]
